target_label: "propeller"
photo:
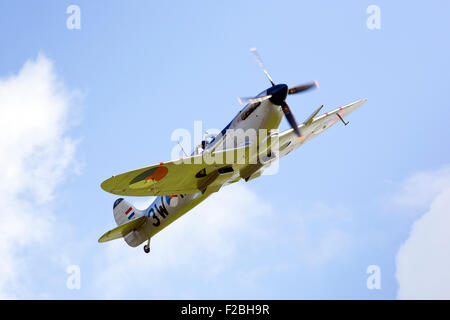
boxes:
[281,101,304,140]
[238,94,272,105]
[244,48,319,140]
[250,47,275,86]
[288,80,319,95]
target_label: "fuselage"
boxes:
[124,85,289,247]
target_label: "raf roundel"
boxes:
[129,166,168,186]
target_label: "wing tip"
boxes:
[346,98,368,109]
[100,176,114,192]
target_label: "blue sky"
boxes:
[0,1,449,299]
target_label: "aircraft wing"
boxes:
[101,143,252,196]
[277,99,367,159]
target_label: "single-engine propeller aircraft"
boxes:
[99,48,367,253]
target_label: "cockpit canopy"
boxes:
[194,134,216,155]
[204,134,215,145]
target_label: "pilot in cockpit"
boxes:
[195,134,215,155]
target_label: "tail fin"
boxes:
[113,198,142,226]
[98,198,146,246]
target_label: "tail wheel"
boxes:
[144,244,150,253]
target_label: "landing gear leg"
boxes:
[143,238,151,253]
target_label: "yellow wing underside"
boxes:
[101,145,252,196]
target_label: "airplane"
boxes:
[99,48,367,253]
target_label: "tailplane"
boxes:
[98,216,146,243]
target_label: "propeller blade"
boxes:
[281,101,304,140]
[250,48,275,86]
[238,94,272,105]
[288,80,319,95]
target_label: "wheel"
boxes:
[144,244,150,253]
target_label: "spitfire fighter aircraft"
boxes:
[99,49,366,253]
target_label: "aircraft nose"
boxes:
[267,84,288,106]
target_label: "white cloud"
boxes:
[390,165,450,211]
[395,166,450,299]
[0,54,78,298]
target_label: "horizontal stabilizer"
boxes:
[98,216,147,243]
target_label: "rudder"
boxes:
[113,198,142,226]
